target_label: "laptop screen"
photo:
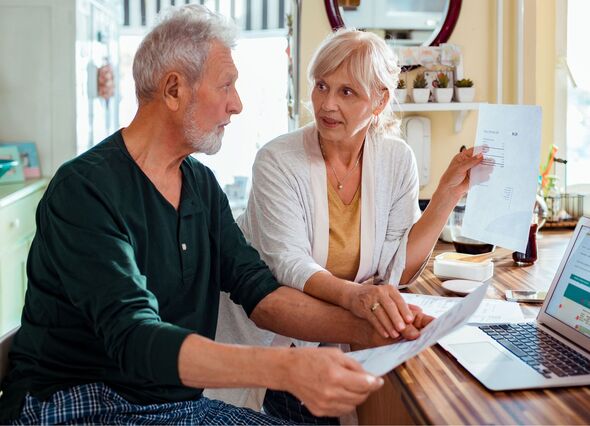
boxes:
[545,225,590,339]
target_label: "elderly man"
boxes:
[0,5,431,424]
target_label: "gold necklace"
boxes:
[319,140,363,190]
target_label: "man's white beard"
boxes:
[183,101,223,155]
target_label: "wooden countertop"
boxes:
[388,230,590,424]
[0,178,48,208]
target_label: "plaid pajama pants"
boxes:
[12,382,291,425]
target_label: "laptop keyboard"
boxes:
[479,323,590,378]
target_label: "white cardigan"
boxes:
[205,123,422,411]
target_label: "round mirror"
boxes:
[324,0,462,48]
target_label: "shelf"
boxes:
[392,102,481,112]
[392,102,484,132]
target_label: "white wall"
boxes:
[0,0,77,176]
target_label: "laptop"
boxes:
[439,216,590,391]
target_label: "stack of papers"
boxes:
[401,293,525,324]
[347,288,526,376]
[348,285,489,376]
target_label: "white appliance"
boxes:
[401,116,431,188]
[439,216,590,391]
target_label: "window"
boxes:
[194,34,289,215]
[565,0,590,188]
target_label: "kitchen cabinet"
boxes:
[0,179,48,336]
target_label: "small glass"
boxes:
[450,199,495,254]
[512,223,539,266]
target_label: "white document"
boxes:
[401,293,525,324]
[347,284,488,376]
[461,104,542,253]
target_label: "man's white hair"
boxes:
[132,4,237,104]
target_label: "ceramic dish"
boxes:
[433,252,494,282]
[441,279,485,295]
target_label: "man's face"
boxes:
[183,41,243,154]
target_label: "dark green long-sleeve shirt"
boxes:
[0,130,280,420]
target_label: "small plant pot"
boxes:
[434,88,453,103]
[394,88,407,104]
[412,88,430,103]
[455,87,475,102]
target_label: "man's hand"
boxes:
[281,347,383,417]
[394,304,435,341]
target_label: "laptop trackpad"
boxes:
[449,342,514,364]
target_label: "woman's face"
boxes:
[312,65,375,145]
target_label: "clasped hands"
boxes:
[344,278,434,343]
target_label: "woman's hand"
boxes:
[358,303,435,348]
[436,146,485,203]
[345,281,415,338]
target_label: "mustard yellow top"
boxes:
[325,183,361,281]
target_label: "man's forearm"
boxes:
[177,332,385,417]
[178,333,291,389]
[250,286,390,347]
[179,287,374,389]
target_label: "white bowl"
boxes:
[441,279,485,296]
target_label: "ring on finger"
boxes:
[370,302,381,312]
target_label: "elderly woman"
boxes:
[207,29,482,423]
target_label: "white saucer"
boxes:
[441,279,485,295]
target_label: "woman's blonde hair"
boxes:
[308,28,401,137]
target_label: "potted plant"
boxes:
[433,72,453,103]
[455,78,475,102]
[412,73,429,103]
[394,78,407,104]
